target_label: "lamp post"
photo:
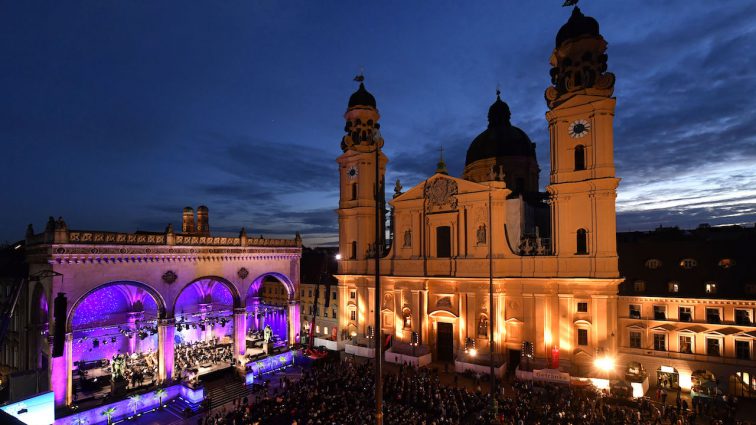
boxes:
[373,140,384,425]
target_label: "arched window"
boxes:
[477,315,489,338]
[574,145,586,171]
[576,228,588,254]
[402,309,412,329]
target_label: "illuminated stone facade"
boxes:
[24,211,301,408]
[336,7,621,376]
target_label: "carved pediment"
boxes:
[424,177,458,212]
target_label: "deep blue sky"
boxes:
[2,1,755,246]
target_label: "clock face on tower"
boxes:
[346,165,359,180]
[568,119,591,138]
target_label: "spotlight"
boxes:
[103,339,108,345]
[111,337,117,343]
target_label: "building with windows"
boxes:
[617,225,756,397]
[336,5,622,377]
[299,247,340,344]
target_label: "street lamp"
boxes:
[335,253,342,261]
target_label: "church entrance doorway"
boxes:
[508,349,521,372]
[436,322,454,362]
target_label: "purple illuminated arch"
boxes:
[171,276,241,316]
[247,272,295,301]
[66,281,167,332]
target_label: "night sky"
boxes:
[2,1,755,246]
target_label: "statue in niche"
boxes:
[403,229,412,247]
[264,325,272,343]
[476,224,487,245]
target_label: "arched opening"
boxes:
[576,228,588,255]
[574,145,586,171]
[68,281,165,405]
[477,314,489,339]
[173,277,239,381]
[245,273,294,354]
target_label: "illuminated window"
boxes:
[645,259,662,269]
[577,328,588,346]
[577,302,588,313]
[680,258,698,269]
[633,280,645,293]
[679,335,693,354]
[629,332,641,348]
[653,334,666,351]
[323,327,328,335]
[574,145,586,171]
[403,309,412,329]
[668,282,679,293]
[705,282,717,294]
[349,310,356,321]
[718,258,735,269]
[576,229,588,254]
[316,325,320,333]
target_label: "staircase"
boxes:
[203,374,255,409]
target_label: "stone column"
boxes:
[158,318,175,382]
[288,300,300,345]
[51,332,73,408]
[233,308,247,368]
[419,290,428,346]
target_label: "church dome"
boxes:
[555,7,600,47]
[348,82,376,108]
[465,94,535,166]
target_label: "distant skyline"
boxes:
[2,1,755,246]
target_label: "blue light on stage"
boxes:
[246,350,293,382]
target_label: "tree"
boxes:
[128,394,142,416]
[71,415,88,425]
[102,407,116,425]
[154,388,167,408]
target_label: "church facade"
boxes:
[336,6,621,377]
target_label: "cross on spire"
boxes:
[436,145,448,175]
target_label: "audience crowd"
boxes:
[193,357,743,425]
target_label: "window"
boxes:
[718,258,735,269]
[633,280,645,293]
[349,310,356,321]
[577,329,588,346]
[706,338,721,356]
[308,290,312,297]
[576,229,588,254]
[654,305,667,321]
[653,334,666,351]
[680,258,698,269]
[574,145,585,171]
[645,259,662,269]
[351,183,358,200]
[576,302,589,313]
[402,309,412,329]
[679,335,693,354]
[630,331,641,348]
[668,282,679,293]
[323,327,328,335]
[436,226,451,258]
[350,291,356,299]
[477,315,489,338]
[332,309,337,319]
[705,282,717,294]
[629,304,641,319]
[679,306,693,322]
[736,309,752,326]
[736,340,751,360]
[706,308,721,324]
[332,292,337,300]
[350,241,357,259]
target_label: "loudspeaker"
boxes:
[52,293,67,358]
